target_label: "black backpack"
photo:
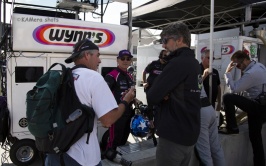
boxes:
[26,63,95,154]
[0,96,10,145]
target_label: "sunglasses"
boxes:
[161,37,175,44]
[119,57,131,61]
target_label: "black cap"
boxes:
[65,38,99,64]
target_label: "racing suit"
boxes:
[104,67,134,150]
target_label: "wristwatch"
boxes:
[120,100,129,108]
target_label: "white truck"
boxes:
[196,35,266,95]
[3,10,130,165]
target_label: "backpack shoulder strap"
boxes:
[49,63,67,84]
[49,63,66,70]
[71,64,88,70]
[62,65,95,144]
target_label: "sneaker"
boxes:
[219,128,239,135]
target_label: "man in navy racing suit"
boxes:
[104,50,136,152]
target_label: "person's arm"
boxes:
[142,70,149,89]
[215,69,221,111]
[225,61,236,73]
[202,68,210,81]
[104,74,115,90]
[95,73,135,127]
[147,58,187,105]
[99,88,135,127]
[142,70,147,84]
[143,63,152,88]
[224,65,254,93]
[216,85,221,111]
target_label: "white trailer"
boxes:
[5,12,129,165]
[196,35,266,95]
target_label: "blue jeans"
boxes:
[45,153,102,166]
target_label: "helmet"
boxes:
[139,104,148,115]
[130,114,150,138]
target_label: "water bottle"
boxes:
[66,109,82,123]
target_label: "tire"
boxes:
[10,139,38,166]
[100,130,109,151]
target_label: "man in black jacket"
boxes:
[147,22,202,166]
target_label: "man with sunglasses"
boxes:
[103,50,136,152]
[219,50,266,166]
[147,22,202,166]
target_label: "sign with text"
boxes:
[12,14,129,54]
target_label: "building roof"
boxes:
[121,0,266,34]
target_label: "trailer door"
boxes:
[10,54,47,136]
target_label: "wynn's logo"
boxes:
[221,45,235,55]
[32,24,115,47]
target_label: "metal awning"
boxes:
[120,0,266,34]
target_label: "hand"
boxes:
[203,68,210,76]
[123,87,135,103]
[216,103,221,111]
[149,120,155,128]
[164,94,169,100]
[225,61,236,73]
[143,82,149,89]
[202,68,211,80]
[133,98,143,105]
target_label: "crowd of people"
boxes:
[44,22,266,166]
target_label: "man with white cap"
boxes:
[45,39,135,166]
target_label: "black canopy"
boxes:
[121,0,266,34]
